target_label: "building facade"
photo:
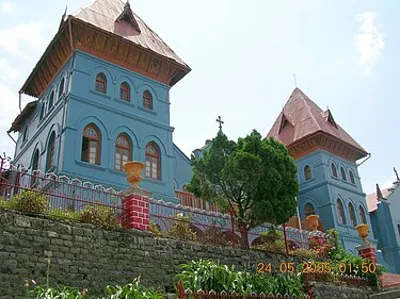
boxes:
[8,0,193,203]
[266,88,375,254]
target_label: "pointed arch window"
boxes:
[31,149,39,187]
[95,73,107,94]
[120,82,130,102]
[340,166,347,181]
[337,199,346,225]
[22,125,28,142]
[331,163,337,178]
[304,203,315,217]
[46,132,56,172]
[359,206,367,224]
[304,165,312,181]
[115,134,131,170]
[58,78,65,98]
[81,124,101,165]
[143,90,153,110]
[348,203,357,227]
[398,223,400,237]
[349,170,355,184]
[145,142,160,180]
[48,91,54,110]
[40,103,46,120]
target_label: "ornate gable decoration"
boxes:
[116,1,141,33]
[278,113,292,133]
[321,109,337,129]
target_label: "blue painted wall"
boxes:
[12,50,193,203]
[296,149,373,252]
[370,185,400,273]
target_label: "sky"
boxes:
[0,0,398,194]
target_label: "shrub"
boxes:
[28,284,87,298]
[106,278,163,299]
[49,208,80,220]
[163,213,197,242]
[79,205,120,229]
[199,224,231,246]
[149,221,161,236]
[5,190,48,214]
[290,248,319,259]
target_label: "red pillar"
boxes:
[121,194,150,230]
[357,244,377,264]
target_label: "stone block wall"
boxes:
[0,209,377,298]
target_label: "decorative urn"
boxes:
[356,224,369,243]
[306,214,319,232]
[122,161,145,188]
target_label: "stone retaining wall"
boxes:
[0,209,377,298]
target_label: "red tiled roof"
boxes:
[267,88,367,155]
[72,0,189,68]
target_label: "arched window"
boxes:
[145,142,160,180]
[31,149,39,186]
[331,163,337,177]
[46,132,56,171]
[120,82,130,101]
[304,165,312,181]
[81,124,101,165]
[22,125,28,142]
[348,203,357,227]
[398,224,400,237]
[337,199,346,225]
[349,170,355,184]
[143,90,153,110]
[48,91,54,110]
[359,206,367,224]
[304,203,315,217]
[40,103,46,120]
[58,78,65,98]
[340,166,347,181]
[115,134,131,170]
[95,73,107,93]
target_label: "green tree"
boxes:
[187,130,298,247]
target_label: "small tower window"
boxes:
[145,142,160,180]
[22,125,28,142]
[48,91,54,110]
[331,163,337,178]
[115,134,131,170]
[340,166,347,181]
[46,131,56,172]
[40,103,46,120]
[81,124,101,165]
[348,203,357,227]
[398,224,400,237]
[95,73,107,94]
[304,165,312,181]
[337,199,346,225]
[58,78,65,98]
[359,206,367,224]
[120,82,130,101]
[304,203,315,217]
[143,90,153,110]
[349,170,355,184]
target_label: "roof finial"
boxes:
[394,167,400,182]
[293,74,297,88]
[216,116,224,131]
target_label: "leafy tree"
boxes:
[187,130,298,247]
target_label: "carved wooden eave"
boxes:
[287,132,368,162]
[20,16,191,98]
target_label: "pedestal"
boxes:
[357,243,377,264]
[121,186,150,230]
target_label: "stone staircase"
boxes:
[369,273,400,299]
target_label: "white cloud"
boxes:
[0,58,19,80]
[0,82,19,156]
[0,1,13,13]
[0,22,47,58]
[354,11,386,75]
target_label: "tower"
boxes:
[8,0,192,202]
[267,88,372,252]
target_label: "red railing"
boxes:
[175,189,221,213]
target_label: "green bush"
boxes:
[3,190,48,214]
[163,213,197,242]
[105,278,163,299]
[79,205,121,229]
[49,208,80,220]
[176,259,305,296]
[28,284,87,299]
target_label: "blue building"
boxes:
[267,88,376,255]
[367,172,400,273]
[8,0,193,203]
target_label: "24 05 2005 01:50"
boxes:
[257,262,377,274]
